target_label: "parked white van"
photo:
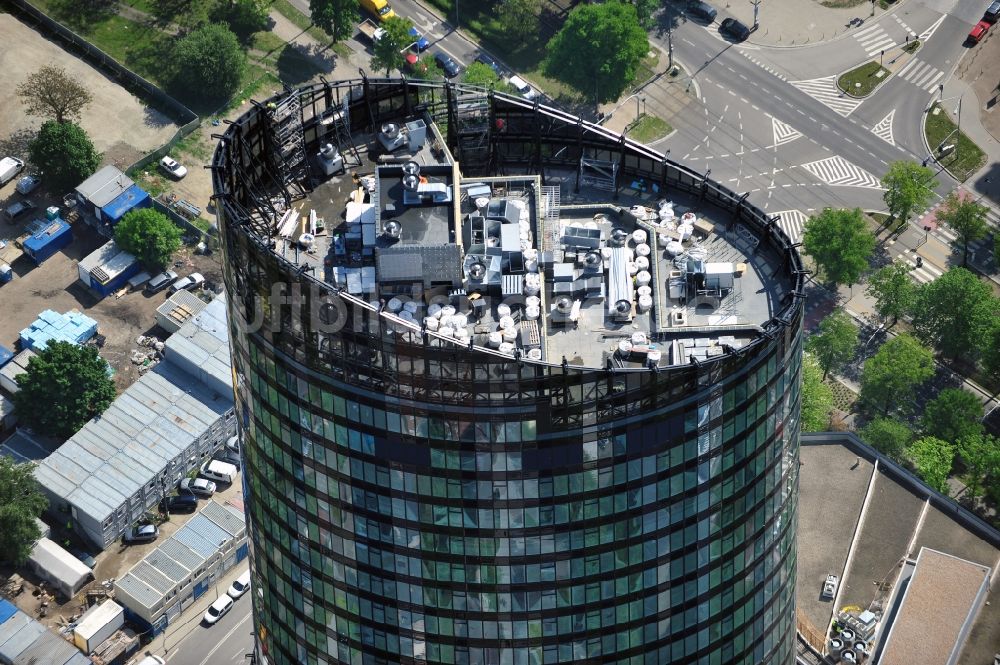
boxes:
[508,75,537,101]
[200,459,238,484]
[0,157,25,187]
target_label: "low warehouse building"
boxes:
[26,537,94,600]
[21,216,72,265]
[0,599,92,664]
[114,500,247,635]
[72,600,124,655]
[33,296,235,550]
[0,349,36,394]
[154,290,207,335]
[77,241,141,298]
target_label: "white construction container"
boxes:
[73,600,125,653]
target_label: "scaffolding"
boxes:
[267,92,308,193]
[453,88,492,171]
[579,154,618,192]
[320,92,362,169]
[539,185,561,252]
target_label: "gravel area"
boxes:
[912,504,999,571]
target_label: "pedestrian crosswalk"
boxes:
[741,53,788,82]
[854,23,896,57]
[895,59,945,94]
[799,156,884,189]
[772,209,810,243]
[929,222,991,258]
[919,15,945,42]
[771,117,802,147]
[899,250,944,284]
[790,76,865,117]
[871,110,895,146]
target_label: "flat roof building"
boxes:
[77,240,141,298]
[154,290,208,335]
[33,296,235,550]
[214,79,805,665]
[0,599,92,665]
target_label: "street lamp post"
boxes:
[667,25,674,69]
[750,0,761,29]
[870,0,876,17]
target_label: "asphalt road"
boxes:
[164,592,254,665]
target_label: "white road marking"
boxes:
[871,109,895,146]
[790,76,864,117]
[919,15,945,42]
[799,155,884,189]
[772,209,810,243]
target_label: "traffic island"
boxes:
[924,103,987,182]
[626,113,673,143]
[837,61,890,97]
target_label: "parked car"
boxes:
[984,0,1000,23]
[159,156,188,179]
[15,175,40,195]
[203,595,234,625]
[227,570,252,599]
[720,17,751,41]
[226,435,240,455]
[434,51,461,78]
[821,573,839,600]
[201,459,238,484]
[179,477,217,497]
[967,20,990,43]
[686,0,717,22]
[508,75,538,100]
[136,657,165,665]
[169,272,205,294]
[161,494,198,513]
[475,53,502,76]
[146,270,178,294]
[123,523,159,544]
[408,26,429,52]
[214,449,241,470]
[3,200,36,221]
[72,550,97,569]
[0,157,24,187]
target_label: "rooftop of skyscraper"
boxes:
[254,88,796,370]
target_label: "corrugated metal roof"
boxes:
[0,600,16,625]
[157,536,203,573]
[0,619,45,661]
[14,628,80,665]
[144,546,191,584]
[173,516,225,558]
[34,296,234,528]
[201,501,246,539]
[0,612,32,648]
[75,166,131,201]
[129,561,174,597]
[74,600,123,641]
[114,571,161,610]
[78,241,120,275]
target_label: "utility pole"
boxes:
[667,25,674,69]
[750,0,761,30]
[870,0,875,17]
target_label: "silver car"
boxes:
[179,477,216,497]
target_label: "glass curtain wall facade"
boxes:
[214,79,804,665]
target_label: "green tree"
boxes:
[28,121,100,192]
[495,0,540,42]
[170,24,246,104]
[860,334,934,414]
[800,353,834,432]
[372,16,414,76]
[630,0,659,28]
[0,458,48,566]
[908,436,954,494]
[881,160,937,227]
[957,433,1000,502]
[12,342,115,439]
[979,320,1000,383]
[801,208,876,287]
[806,311,858,380]
[865,261,916,327]
[860,417,913,460]
[210,0,274,41]
[920,388,983,444]
[310,0,357,41]
[544,2,648,104]
[461,62,514,92]
[910,267,995,361]
[114,208,183,270]
[936,193,989,267]
[16,65,94,124]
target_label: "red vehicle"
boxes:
[967,20,990,43]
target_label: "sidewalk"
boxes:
[725,0,913,47]
[951,29,1000,204]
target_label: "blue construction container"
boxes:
[0,345,13,370]
[101,184,151,225]
[22,219,72,265]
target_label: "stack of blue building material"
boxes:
[19,310,99,351]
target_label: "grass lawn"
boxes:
[925,103,988,182]
[627,114,672,143]
[270,0,352,58]
[902,39,920,53]
[837,61,890,97]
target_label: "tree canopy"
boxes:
[114,208,183,270]
[372,16,414,76]
[860,333,934,414]
[910,267,995,360]
[461,62,514,92]
[630,0,659,28]
[16,65,94,124]
[310,0,357,41]
[957,433,1000,502]
[169,24,246,104]
[211,0,273,41]
[979,321,1000,384]
[0,458,47,566]
[881,161,937,226]
[865,261,916,326]
[28,121,100,192]
[908,436,954,494]
[806,311,858,380]
[496,0,540,42]
[936,193,989,267]
[920,388,983,444]
[13,342,115,439]
[800,353,834,433]
[860,417,913,460]
[801,208,876,287]
[544,2,649,104]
